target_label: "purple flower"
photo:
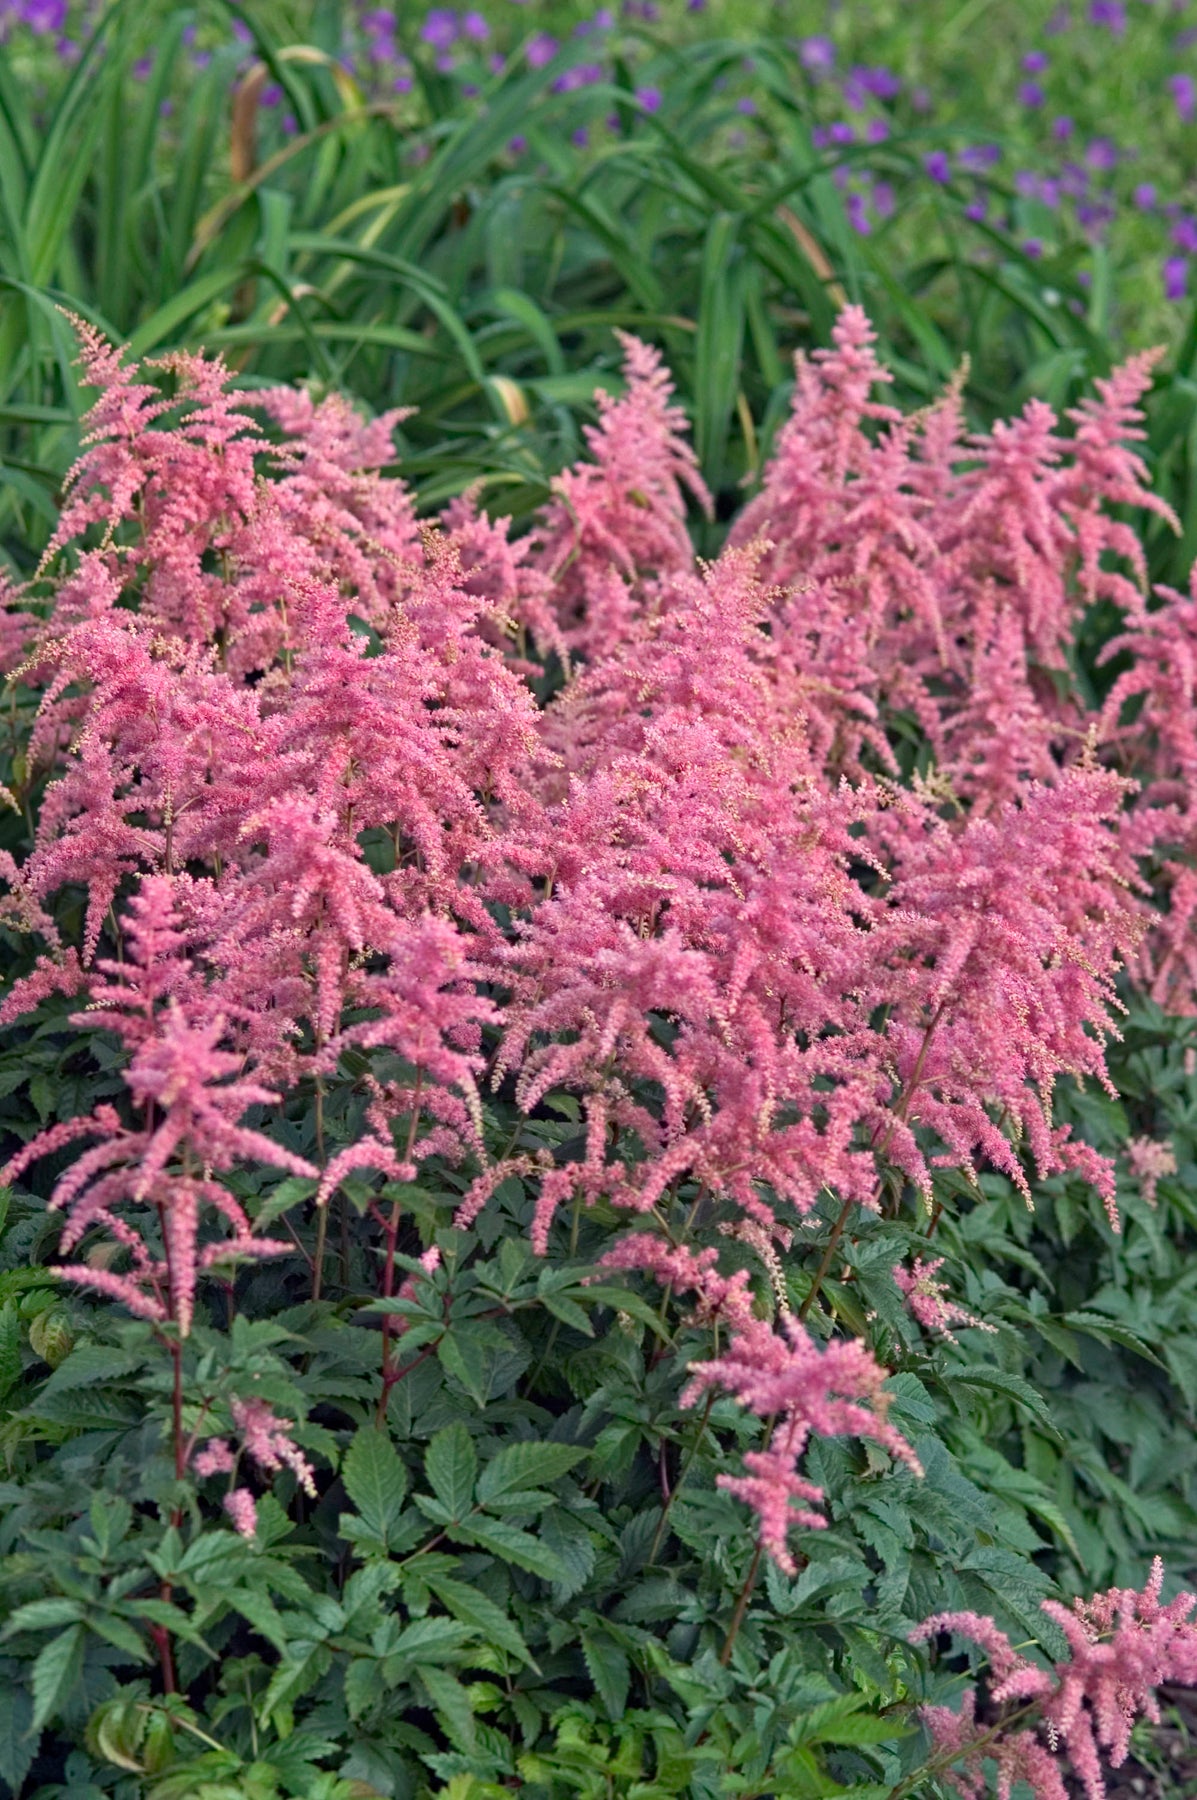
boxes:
[1017,81,1045,107]
[1133,183,1158,210]
[489,53,505,73]
[393,73,413,92]
[508,134,527,153]
[846,190,871,235]
[828,120,855,144]
[1021,50,1049,71]
[421,9,458,50]
[842,73,869,111]
[1164,255,1189,300]
[231,19,252,44]
[1077,268,1092,287]
[737,96,756,114]
[872,180,895,219]
[1089,0,1126,30]
[572,125,589,147]
[965,198,987,222]
[910,85,933,112]
[132,55,153,80]
[798,35,835,74]
[1077,197,1115,232]
[636,85,662,111]
[1023,238,1043,258]
[527,33,557,68]
[1168,73,1196,122]
[856,64,900,99]
[1052,114,1074,140]
[461,10,490,41]
[924,150,951,183]
[958,143,1000,171]
[1040,178,1061,208]
[1085,136,1118,171]
[554,63,603,92]
[866,117,889,143]
[261,82,282,107]
[362,8,396,33]
[435,50,456,73]
[461,81,479,97]
[1172,215,1197,253]
[21,0,66,30]
[1059,161,1089,197]
[1014,169,1040,198]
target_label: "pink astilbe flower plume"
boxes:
[1,879,313,1334]
[602,1233,920,1572]
[893,1256,995,1341]
[913,1561,1197,1800]
[528,331,712,660]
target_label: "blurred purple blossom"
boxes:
[1165,255,1189,300]
[1052,114,1074,140]
[872,180,895,219]
[866,117,889,142]
[461,11,489,41]
[1021,50,1049,72]
[1168,73,1196,122]
[1017,81,1045,107]
[1133,183,1158,210]
[958,144,1000,171]
[421,9,457,50]
[737,96,756,114]
[799,35,835,74]
[1172,215,1197,253]
[527,33,558,68]
[553,62,604,92]
[965,198,987,222]
[1023,238,1043,258]
[21,0,66,29]
[846,191,871,235]
[1085,136,1118,170]
[1088,0,1126,30]
[1014,169,1040,197]
[636,85,662,111]
[924,150,951,182]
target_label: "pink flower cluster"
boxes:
[601,1233,922,1572]
[913,1560,1197,1799]
[0,305,1191,1566]
[893,1256,996,1342]
[192,1397,317,1539]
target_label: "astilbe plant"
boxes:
[3,306,1197,1795]
[912,1561,1197,1800]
